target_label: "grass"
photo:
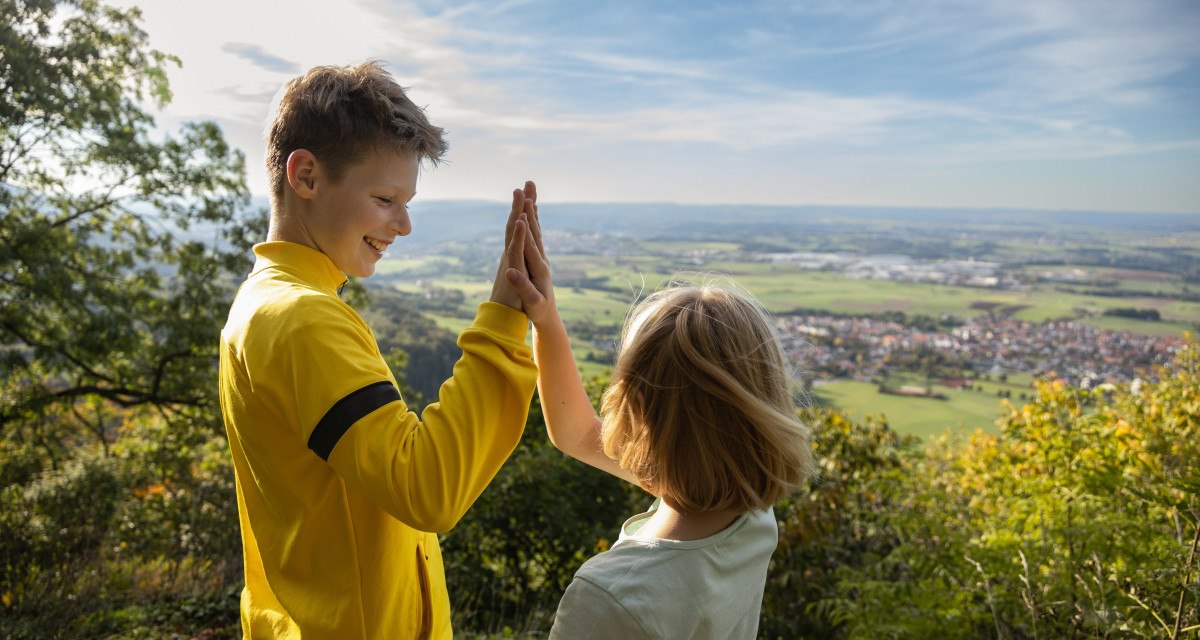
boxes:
[639,240,741,253]
[811,379,1016,439]
[1086,315,1196,337]
[550,257,1199,336]
[425,313,474,336]
[554,287,632,320]
[377,249,1192,435]
[388,254,1198,338]
[375,255,464,276]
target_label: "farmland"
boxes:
[370,202,1199,438]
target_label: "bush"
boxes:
[826,338,1200,639]
[763,409,918,639]
[0,408,241,638]
[442,393,634,634]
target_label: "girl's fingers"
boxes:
[521,195,544,256]
[524,221,549,278]
[505,266,544,308]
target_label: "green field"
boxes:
[812,380,999,438]
[811,372,1037,439]
[384,256,1198,338]
[376,248,1193,437]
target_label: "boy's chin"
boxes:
[339,262,375,279]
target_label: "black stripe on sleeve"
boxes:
[307,381,401,461]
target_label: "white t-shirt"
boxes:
[549,501,778,640]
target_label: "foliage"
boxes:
[0,0,262,438]
[1103,307,1163,321]
[358,286,463,407]
[0,407,240,638]
[443,380,636,635]
[825,338,1200,639]
[0,1,250,636]
[762,408,920,639]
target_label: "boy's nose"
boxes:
[392,210,412,237]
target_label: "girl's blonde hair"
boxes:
[600,283,818,513]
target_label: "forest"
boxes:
[2,1,1198,638]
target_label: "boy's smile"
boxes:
[282,147,420,278]
[364,236,391,257]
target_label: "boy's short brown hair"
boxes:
[265,60,448,205]
[600,283,818,513]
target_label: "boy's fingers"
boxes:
[522,181,540,246]
[506,188,525,244]
[507,218,529,277]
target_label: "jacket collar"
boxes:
[249,241,348,294]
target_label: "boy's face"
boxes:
[302,148,419,278]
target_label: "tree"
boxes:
[0,2,257,632]
[0,0,262,445]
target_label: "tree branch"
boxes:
[0,380,203,427]
[0,319,114,384]
[53,384,201,408]
[1172,513,1200,639]
[48,192,122,228]
[150,349,193,400]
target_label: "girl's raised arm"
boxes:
[503,183,638,486]
[532,315,638,485]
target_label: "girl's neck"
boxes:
[636,497,741,541]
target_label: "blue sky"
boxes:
[114,0,1200,212]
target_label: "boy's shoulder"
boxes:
[225,265,368,356]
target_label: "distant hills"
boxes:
[212,196,1200,255]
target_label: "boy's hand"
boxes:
[489,182,537,311]
[504,182,557,328]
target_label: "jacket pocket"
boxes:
[416,545,433,640]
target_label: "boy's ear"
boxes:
[286,149,318,199]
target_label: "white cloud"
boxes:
[101,0,1199,211]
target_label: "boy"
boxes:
[219,61,544,638]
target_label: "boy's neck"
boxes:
[266,204,317,250]
[636,497,741,542]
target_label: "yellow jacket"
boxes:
[219,242,536,638]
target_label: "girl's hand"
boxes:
[505,181,558,327]
[488,184,536,310]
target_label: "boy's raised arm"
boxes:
[505,193,639,486]
[299,186,544,533]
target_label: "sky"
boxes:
[110,0,1200,213]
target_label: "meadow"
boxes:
[375,240,1195,439]
[380,247,1199,334]
[810,373,1037,438]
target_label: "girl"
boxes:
[506,231,817,639]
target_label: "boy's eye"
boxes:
[374,196,393,205]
